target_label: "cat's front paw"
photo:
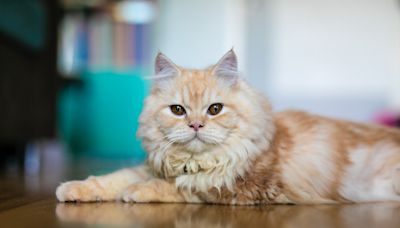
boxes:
[56,178,105,202]
[121,179,184,203]
[121,183,155,203]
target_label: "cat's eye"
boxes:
[207,103,223,115]
[170,105,186,116]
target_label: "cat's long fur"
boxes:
[56,50,400,204]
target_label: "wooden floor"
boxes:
[1,158,400,228]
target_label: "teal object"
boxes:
[58,70,149,160]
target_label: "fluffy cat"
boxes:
[56,50,400,204]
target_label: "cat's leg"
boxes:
[56,165,153,202]
[121,178,202,203]
[120,177,287,205]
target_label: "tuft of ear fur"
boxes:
[212,49,239,85]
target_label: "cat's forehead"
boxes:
[171,69,222,105]
[178,69,215,89]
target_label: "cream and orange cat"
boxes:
[56,50,400,204]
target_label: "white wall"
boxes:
[155,0,245,70]
[266,0,400,121]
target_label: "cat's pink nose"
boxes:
[189,122,204,131]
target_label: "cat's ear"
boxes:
[151,52,180,89]
[155,52,180,77]
[212,49,239,86]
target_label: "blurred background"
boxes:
[0,0,399,191]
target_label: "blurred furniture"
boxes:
[0,0,59,159]
[57,0,154,159]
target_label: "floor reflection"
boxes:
[56,202,400,228]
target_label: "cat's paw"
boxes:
[121,183,155,203]
[121,179,183,203]
[56,178,104,202]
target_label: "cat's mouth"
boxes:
[168,131,226,152]
[181,133,207,145]
[178,133,219,154]
[192,134,207,143]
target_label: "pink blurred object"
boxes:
[373,111,399,127]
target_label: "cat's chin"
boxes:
[184,137,211,153]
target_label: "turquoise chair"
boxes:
[58,70,149,162]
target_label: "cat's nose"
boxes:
[188,121,204,131]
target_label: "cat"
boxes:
[56,50,400,204]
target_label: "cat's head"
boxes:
[138,50,275,178]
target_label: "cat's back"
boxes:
[272,110,400,203]
[274,110,400,145]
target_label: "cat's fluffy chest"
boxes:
[158,136,268,193]
[164,150,222,176]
